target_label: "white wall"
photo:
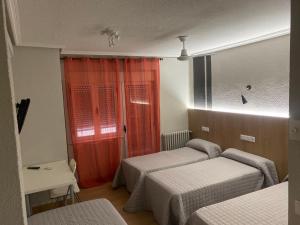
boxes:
[12,47,68,166]
[211,35,290,117]
[0,0,27,224]
[160,58,191,133]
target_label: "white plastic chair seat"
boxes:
[50,183,80,199]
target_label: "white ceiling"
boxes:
[16,0,290,57]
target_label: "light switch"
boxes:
[240,134,255,143]
[201,126,210,132]
[295,200,300,216]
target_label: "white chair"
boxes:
[50,159,80,204]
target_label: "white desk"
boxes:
[23,160,77,216]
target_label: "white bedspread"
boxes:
[143,149,279,225]
[113,147,216,211]
[144,157,265,225]
[187,182,288,225]
[113,139,222,192]
[28,199,127,225]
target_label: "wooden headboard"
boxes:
[188,109,288,181]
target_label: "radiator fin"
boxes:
[161,130,191,151]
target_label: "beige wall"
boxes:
[12,47,68,166]
[160,58,191,133]
[289,0,300,224]
[0,0,27,224]
[211,35,290,117]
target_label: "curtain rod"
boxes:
[60,54,163,60]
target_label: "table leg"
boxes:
[25,194,32,217]
[70,185,74,204]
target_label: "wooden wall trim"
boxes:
[188,109,288,181]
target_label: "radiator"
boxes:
[161,130,191,151]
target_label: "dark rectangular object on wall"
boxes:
[206,56,212,109]
[193,56,206,108]
[16,98,30,133]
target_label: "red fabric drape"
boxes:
[124,58,160,157]
[64,58,122,188]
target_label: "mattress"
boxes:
[143,149,278,225]
[187,182,288,225]
[28,199,127,225]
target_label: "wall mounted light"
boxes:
[246,85,252,91]
[241,95,248,104]
[241,85,252,104]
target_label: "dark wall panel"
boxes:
[206,55,212,108]
[193,56,205,108]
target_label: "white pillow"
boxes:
[185,139,221,158]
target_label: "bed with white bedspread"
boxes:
[187,182,288,225]
[28,199,127,225]
[112,139,221,211]
[142,148,278,225]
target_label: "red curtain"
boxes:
[64,58,122,188]
[124,58,160,157]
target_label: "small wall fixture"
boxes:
[241,95,248,104]
[241,85,252,104]
[101,28,120,48]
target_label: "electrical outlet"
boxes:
[240,134,255,143]
[295,200,300,216]
[201,126,210,132]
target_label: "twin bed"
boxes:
[144,149,278,225]
[113,139,222,192]
[187,182,288,225]
[113,139,222,211]
[28,199,127,225]
[28,184,287,225]
[28,138,286,225]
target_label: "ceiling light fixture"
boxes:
[177,36,190,61]
[101,28,120,48]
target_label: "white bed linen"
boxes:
[113,145,221,212]
[142,149,278,225]
[113,139,221,192]
[187,182,288,225]
[114,147,210,192]
[28,199,127,225]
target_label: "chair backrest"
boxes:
[69,159,77,174]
